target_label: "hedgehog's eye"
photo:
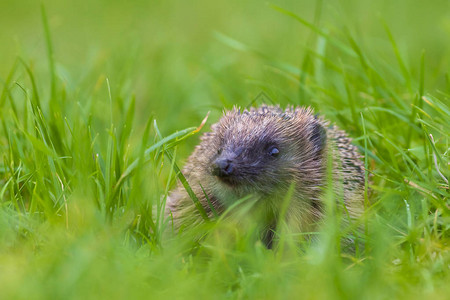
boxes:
[217,148,223,155]
[268,146,279,157]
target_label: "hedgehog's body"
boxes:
[167,105,365,246]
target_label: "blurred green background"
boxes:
[1,0,448,137]
[0,0,449,299]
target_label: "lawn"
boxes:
[0,0,449,299]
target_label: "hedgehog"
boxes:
[166,105,365,247]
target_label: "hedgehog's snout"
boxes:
[212,158,234,178]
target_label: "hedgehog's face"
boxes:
[210,136,285,189]
[207,113,299,197]
[202,107,327,203]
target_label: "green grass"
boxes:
[0,0,449,299]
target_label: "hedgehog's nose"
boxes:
[212,158,234,177]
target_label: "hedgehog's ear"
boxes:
[310,122,327,153]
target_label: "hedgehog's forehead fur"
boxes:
[212,105,320,150]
